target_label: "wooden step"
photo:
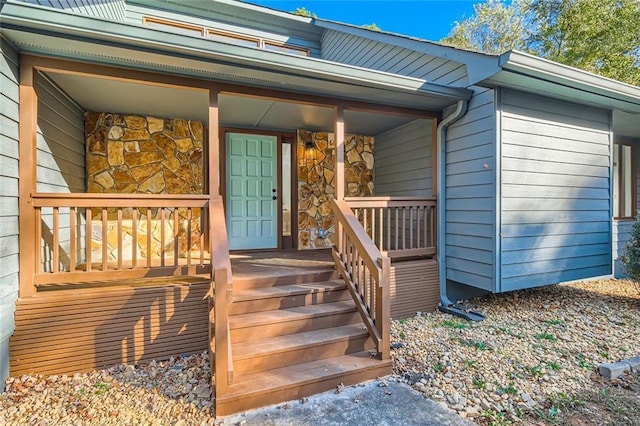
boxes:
[232,269,338,290]
[232,323,372,375]
[216,351,393,416]
[230,280,349,314]
[229,301,360,343]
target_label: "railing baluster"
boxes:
[85,208,92,272]
[70,207,77,273]
[416,206,421,250]
[132,209,138,269]
[187,208,192,267]
[146,208,152,268]
[52,207,59,273]
[35,207,42,274]
[173,208,179,267]
[378,207,383,250]
[117,208,123,270]
[101,208,108,271]
[409,206,414,250]
[160,208,166,268]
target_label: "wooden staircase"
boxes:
[214,269,393,416]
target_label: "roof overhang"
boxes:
[0,0,472,111]
[485,51,640,140]
[492,51,640,114]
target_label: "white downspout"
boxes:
[437,100,468,307]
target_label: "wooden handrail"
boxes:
[32,192,210,208]
[331,199,390,359]
[209,197,234,393]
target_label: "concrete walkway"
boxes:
[218,379,474,426]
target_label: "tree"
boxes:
[292,7,316,18]
[362,23,381,31]
[529,0,640,85]
[441,0,640,86]
[441,0,533,54]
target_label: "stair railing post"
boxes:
[214,266,230,394]
[376,256,391,360]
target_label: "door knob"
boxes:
[272,195,277,200]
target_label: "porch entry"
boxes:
[226,133,278,250]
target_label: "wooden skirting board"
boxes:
[10,277,210,376]
[390,259,439,319]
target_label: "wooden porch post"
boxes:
[18,58,38,298]
[208,89,220,196]
[334,105,345,200]
[431,118,438,198]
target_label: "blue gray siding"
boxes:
[11,0,126,20]
[321,30,468,87]
[499,89,612,292]
[35,72,86,273]
[0,36,20,390]
[374,119,434,197]
[445,87,496,291]
[612,141,640,277]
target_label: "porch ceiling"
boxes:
[47,72,417,135]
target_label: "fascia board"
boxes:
[499,50,640,111]
[0,1,472,101]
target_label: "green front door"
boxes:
[226,133,278,250]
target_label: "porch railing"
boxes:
[32,193,213,286]
[331,199,390,360]
[345,197,436,260]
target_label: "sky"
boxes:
[247,0,481,42]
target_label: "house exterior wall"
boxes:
[499,88,612,292]
[445,87,497,292]
[36,73,86,193]
[320,29,468,87]
[0,36,20,390]
[35,73,86,273]
[374,119,433,197]
[612,140,640,277]
[10,0,126,20]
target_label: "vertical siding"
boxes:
[445,87,496,291]
[12,0,126,20]
[374,119,434,196]
[35,72,86,273]
[321,30,469,87]
[500,89,612,291]
[612,142,640,277]
[0,36,20,389]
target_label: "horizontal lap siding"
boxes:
[613,144,640,277]
[374,119,433,196]
[36,73,86,273]
[500,89,612,292]
[321,30,468,86]
[12,0,126,20]
[390,259,439,319]
[10,282,210,376]
[445,87,496,291]
[0,37,20,389]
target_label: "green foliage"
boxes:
[534,332,556,342]
[441,0,640,85]
[362,23,381,31]
[473,376,486,389]
[497,383,519,395]
[291,7,316,18]
[544,319,563,326]
[622,222,640,284]
[441,0,533,54]
[441,319,469,329]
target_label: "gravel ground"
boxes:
[391,279,640,424]
[1,279,639,425]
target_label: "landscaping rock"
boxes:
[599,361,631,379]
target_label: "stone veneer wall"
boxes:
[85,112,204,258]
[297,130,374,249]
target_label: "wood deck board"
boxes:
[229,301,357,329]
[232,281,345,301]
